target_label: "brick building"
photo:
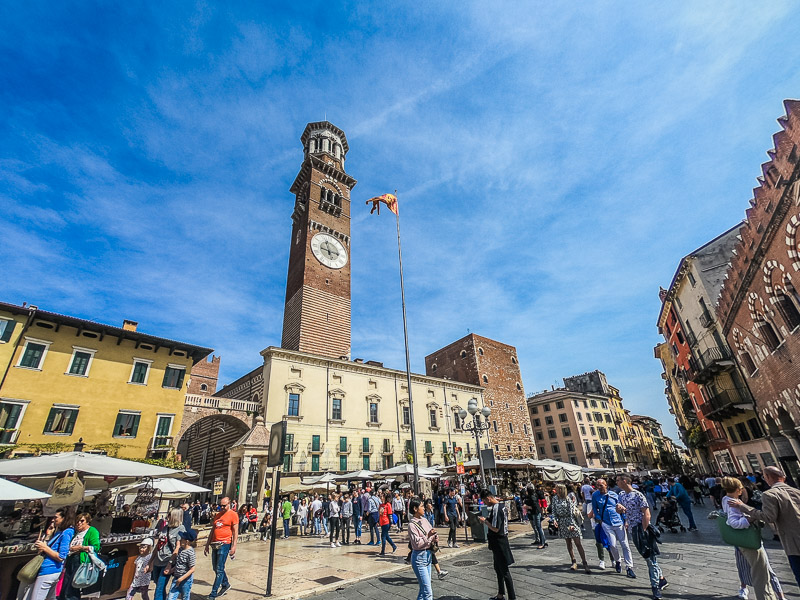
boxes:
[716,99,800,483]
[187,354,220,395]
[425,334,536,458]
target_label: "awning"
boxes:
[0,478,52,501]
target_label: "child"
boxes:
[127,538,153,600]
[167,530,196,600]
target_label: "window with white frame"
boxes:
[162,365,186,389]
[43,405,79,435]
[113,411,141,438]
[331,397,342,420]
[66,347,97,377]
[129,358,153,385]
[288,393,300,416]
[402,405,410,425]
[369,402,379,423]
[0,399,28,444]
[17,338,52,370]
[0,318,15,343]
[153,414,174,447]
[429,408,437,428]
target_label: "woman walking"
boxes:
[59,512,100,600]
[378,491,397,555]
[721,477,783,600]
[18,508,75,600]
[551,484,590,573]
[408,497,438,600]
[149,508,185,600]
[329,492,342,547]
[479,489,516,600]
[297,498,309,537]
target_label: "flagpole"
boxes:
[393,190,421,495]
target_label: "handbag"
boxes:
[17,554,44,585]
[72,549,106,589]
[717,517,762,550]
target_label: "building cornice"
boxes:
[261,346,484,394]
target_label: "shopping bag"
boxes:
[717,518,762,550]
[17,554,44,585]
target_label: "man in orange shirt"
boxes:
[204,497,239,598]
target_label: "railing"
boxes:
[361,444,373,454]
[339,444,351,454]
[685,330,697,348]
[381,444,394,455]
[307,442,325,454]
[185,394,261,414]
[150,435,173,449]
[689,346,735,383]
[700,386,753,420]
[284,442,299,454]
[699,309,715,329]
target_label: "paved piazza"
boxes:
[189,506,799,600]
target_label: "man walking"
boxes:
[479,489,516,600]
[353,490,363,544]
[367,489,381,546]
[280,496,293,539]
[392,491,406,532]
[617,475,668,598]
[204,496,238,599]
[444,487,462,548]
[668,477,697,531]
[730,466,800,589]
[591,478,635,577]
[580,478,595,532]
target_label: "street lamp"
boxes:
[603,445,616,476]
[459,398,492,487]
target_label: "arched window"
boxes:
[200,383,208,392]
[460,350,467,358]
[775,289,800,330]
[482,374,488,384]
[756,317,781,351]
[739,351,757,376]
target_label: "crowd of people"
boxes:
[13,467,800,600]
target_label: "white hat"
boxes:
[139,538,154,547]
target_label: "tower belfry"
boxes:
[281,122,357,359]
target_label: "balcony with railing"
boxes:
[307,441,325,454]
[361,443,373,454]
[185,394,261,414]
[284,442,299,454]
[148,436,174,457]
[688,346,736,384]
[699,309,715,329]
[338,443,351,455]
[699,386,754,421]
[381,443,394,455]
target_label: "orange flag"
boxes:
[366,193,398,216]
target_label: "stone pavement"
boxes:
[190,507,800,600]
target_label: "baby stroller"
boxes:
[656,498,686,533]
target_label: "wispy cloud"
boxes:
[3,1,800,441]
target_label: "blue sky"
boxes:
[3,2,800,443]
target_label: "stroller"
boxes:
[656,497,686,533]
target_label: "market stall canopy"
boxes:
[376,464,440,478]
[0,452,185,491]
[116,478,210,499]
[282,482,329,494]
[0,478,52,501]
[333,469,376,481]
[527,459,583,483]
[301,472,339,485]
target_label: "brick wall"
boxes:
[717,100,800,437]
[425,334,536,458]
[188,354,220,395]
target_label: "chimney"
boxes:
[122,320,138,332]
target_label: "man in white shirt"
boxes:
[310,496,323,536]
[581,478,595,532]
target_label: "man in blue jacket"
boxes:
[668,477,697,531]
[591,478,635,578]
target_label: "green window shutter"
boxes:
[0,320,14,343]
[176,369,185,389]
[340,455,347,471]
[43,408,56,433]
[130,414,141,437]
[65,410,78,435]
[162,369,170,387]
[21,343,44,368]
[113,413,124,436]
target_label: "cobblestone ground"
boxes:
[311,507,799,600]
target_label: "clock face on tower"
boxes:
[310,233,348,269]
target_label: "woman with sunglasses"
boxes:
[17,508,75,600]
[59,513,100,600]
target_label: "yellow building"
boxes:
[0,302,212,459]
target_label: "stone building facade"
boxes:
[658,226,775,475]
[716,99,800,483]
[425,334,536,459]
[187,354,220,395]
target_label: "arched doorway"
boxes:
[177,414,250,493]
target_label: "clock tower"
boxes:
[281,122,357,359]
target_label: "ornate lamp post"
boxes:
[459,398,492,487]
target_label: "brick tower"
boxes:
[281,122,357,359]
[425,334,536,458]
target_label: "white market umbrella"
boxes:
[0,478,52,501]
[0,452,184,492]
[117,478,210,499]
[527,458,583,483]
[333,469,376,481]
[377,464,441,479]
[301,472,339,485]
